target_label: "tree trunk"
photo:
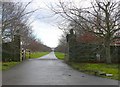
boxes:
[105,41,112,64]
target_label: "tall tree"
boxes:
[2,1,37,43]
[50,0,120,63]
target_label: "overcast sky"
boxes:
[4,0,92,48]
[3,0,119,48]
[3,0,94,48]
[26,0,92,48]
[22,0,67,48]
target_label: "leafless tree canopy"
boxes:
[2,1,50,52]
[51,0,120,63]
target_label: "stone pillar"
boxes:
[66,29,77,62]
[13,35,21,62]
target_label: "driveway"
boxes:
[2,52,118,85]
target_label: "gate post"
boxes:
[66,29,77,62]
[14,34,21,62]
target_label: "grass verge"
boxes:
[1,52,49,71]
[69,62,119,80]
[55,52,65,60]
[1,62,20,71]
[26,52,49,59]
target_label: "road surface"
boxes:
[2,52,118,85]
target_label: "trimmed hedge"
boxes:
[68,43,119,63]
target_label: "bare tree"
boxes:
[50,0,120,63]
[56,33,68,53]
[2,1,38,48]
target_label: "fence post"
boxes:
[21,48,26,61]
[22,49,24,61]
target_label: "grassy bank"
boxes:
[55,52,65,60]
[69,62,119,80]
[26,52,49,59]
[1,62,20,71]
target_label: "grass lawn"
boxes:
[26,52,49,59]
[1,62,20,71]
[69,62,119,80]
[55,52,65,60]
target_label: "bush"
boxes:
[69,43,97,62]
[68,42,120,63]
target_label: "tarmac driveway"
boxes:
[2,52,119,85]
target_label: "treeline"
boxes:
[26,39,51,52]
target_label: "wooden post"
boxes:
[22,49,24,61]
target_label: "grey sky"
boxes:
[23,0,64,48]
[24,0,91,48]
[3,0,118,48]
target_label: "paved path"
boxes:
[2,52,118,85]
[38,52,57,60]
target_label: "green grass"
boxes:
[1,52,49,71]
[1,62,20,71]
[26,52,49,59]
[55,52,65,60]
[69,62,119,80]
